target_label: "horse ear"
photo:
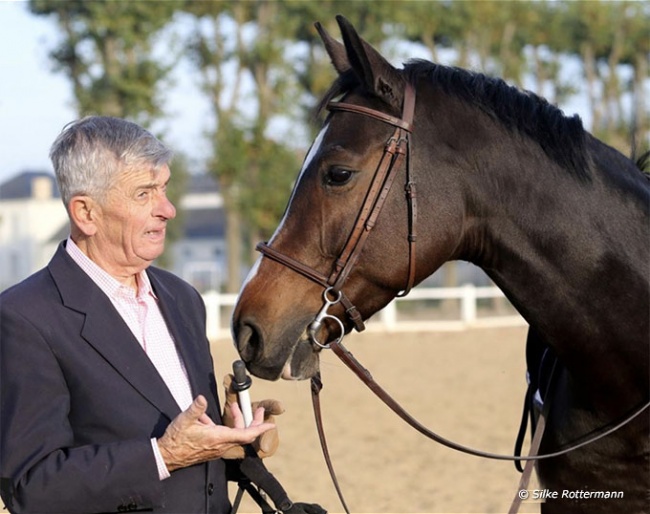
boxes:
[335,15,403,109]
[314,21,350,74]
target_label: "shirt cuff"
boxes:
[151,438,171,480]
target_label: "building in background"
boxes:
[0,171,67,291]
[169,173,226,293]
[0,171,228,293]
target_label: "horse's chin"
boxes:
[280,339,321,380]
[245,338,320,381]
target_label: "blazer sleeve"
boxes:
[0,302,164,513]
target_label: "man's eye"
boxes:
[326,168,353,185]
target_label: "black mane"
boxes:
[317,59,589,180]
[405,60,589,179]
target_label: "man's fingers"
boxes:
[181,395,208,425]
[228,401,246,429]
[251,406,267,426]
[198,412,216,426]
[232,421,276,445]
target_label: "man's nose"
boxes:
[155,194,176,220]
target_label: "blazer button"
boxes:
[207,483,215,495]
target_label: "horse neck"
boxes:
[450,133,649,390]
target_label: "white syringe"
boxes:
[231,360,253,427]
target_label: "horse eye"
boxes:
[326,167,353,185]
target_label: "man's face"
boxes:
[92,163,176,275]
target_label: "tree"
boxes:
[28,0,188,267]
[29,0,181,125]
[184,1,302,291]
[557,0,648,151]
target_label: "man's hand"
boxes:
[157,395,275,472]
[221,374,284,459]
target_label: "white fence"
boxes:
[202,285,526,341]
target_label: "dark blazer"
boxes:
[0,242,231,513]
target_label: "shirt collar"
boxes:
[65,237,156,300]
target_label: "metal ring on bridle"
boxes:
[308,288,346,349]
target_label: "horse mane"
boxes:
[316,59,590,181]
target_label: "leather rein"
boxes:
[256,83,650,513]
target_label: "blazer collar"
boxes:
[48,242,183,420]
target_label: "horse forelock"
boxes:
[314,71,359,119]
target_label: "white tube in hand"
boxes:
[232,360,253,427]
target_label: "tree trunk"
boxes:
[225,198,242,293]
[633,52,648,150]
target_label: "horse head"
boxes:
[232,16,464,380]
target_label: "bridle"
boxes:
[253,81,650,513]
[257,82,417,348]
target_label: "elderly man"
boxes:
[0,116,324,514]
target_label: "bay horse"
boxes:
[232,16,649,514]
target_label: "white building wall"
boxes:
[0,198,67,290]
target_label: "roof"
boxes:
[0,171,60,200]
[181,207,225,239]
[187,173,219,194]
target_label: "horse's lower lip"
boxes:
[281,362,295,380]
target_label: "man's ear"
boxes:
[69,196,99,236]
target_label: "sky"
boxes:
[0,1,212,186]
[0,1,605,188]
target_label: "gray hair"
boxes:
[49,116,173,208]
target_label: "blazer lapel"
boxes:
[148,270,223,424]
[147,272,204,398]
[48,244,181,421]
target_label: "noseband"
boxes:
[257,83,417,348]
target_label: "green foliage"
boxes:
[29,0,182,126]
[156,152,189,269]
[30,0,649,283]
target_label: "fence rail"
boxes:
[202,285,526,342]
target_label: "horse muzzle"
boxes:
[234,315,321,381]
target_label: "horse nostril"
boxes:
[236,320,262,363]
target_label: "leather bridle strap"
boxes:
[327,340,650,460]
[327,83,417,296]
[310,374,350,514]
[312,340,649,513]
[256,82,417,333]
[256,242,365,332]
[328,122,408,292]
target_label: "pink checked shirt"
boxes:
[66,238,193,479]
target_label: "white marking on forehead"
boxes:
[269,123,329,244]
[302,122,329,173]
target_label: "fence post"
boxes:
[203,290,220,341]
[460,284,477,324]
[379,300,397,331]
